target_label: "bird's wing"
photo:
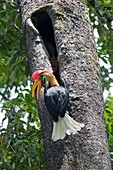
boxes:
[58,88,69,117]
[44,86,69,121]
[44,90,59,122]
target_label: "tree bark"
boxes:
[18,0,111,169]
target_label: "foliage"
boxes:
[0,0,113,169]
[0,1,45,169]
[86,0,113,167]
[105,95,113,167]
[0,91,45,170]
[86,0,113,91]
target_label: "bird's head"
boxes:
[32,70,52,81]
[31,70,59,99]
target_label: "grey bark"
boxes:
[17,0,111,169]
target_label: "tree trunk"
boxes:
[17,0,111,169]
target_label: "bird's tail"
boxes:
[52,113,84,141]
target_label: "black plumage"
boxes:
[44,86,69,122]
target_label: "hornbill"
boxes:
[32,70,84,141]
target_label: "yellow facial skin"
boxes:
[32,70,59,99]
[41,71,59,86]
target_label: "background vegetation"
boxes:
[0,0,113,169]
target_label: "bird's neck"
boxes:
[48,74,59,86]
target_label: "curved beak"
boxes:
[32,77,42,99]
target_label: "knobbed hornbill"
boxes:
[32,70,84,141]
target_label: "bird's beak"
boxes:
[32,77,42,99]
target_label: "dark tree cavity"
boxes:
[31,10,60,82]
[31,11,57,58]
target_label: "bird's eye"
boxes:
[40,73,43,78]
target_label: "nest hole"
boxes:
[31,10,60,82]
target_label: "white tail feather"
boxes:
[52,113,84,141]
[52,117,66,141]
